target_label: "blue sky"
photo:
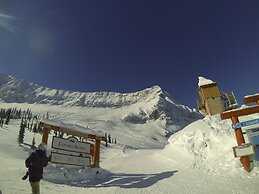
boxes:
[0,0,258,108]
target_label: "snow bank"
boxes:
[162,114,259,175]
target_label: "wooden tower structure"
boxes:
[197,77,225,115]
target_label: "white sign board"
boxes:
[52,136,90,153]
[51,152,90,166]
[233,143,254,157]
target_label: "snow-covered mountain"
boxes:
[0,73,202,129]
[0,74,258,194]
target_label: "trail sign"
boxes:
[52,136,90,153]
[51,136,91,166]
[233,143,254,158]
[232,118,259,129]
[51,152,90,166]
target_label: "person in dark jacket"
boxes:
[25,142,49,194]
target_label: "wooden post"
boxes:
[90,144,94,165]
[231,116,251,172]
[42,128,49,144]
[93,139,101,168]
[231,117,245,145]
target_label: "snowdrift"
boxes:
[162,114,259,176]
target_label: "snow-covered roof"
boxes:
[198,76,216,87]
[244,93,259,98]
[40,119,105,138]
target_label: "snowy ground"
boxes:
[0,103,259,194]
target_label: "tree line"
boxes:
[18,110,51,146]
[1,107,117,147]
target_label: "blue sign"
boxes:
[251,135,259,146]
[232,118,259,129]
[254,146,259,161]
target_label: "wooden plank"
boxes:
[201,86,221,99]
[221,105,259,120]
[244,94,259,104]
[39,121,106,141]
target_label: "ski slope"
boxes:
[0,103,259,194]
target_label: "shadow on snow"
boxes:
[44,168,177,189]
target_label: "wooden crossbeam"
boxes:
[244,94,259,104]
[38,121,106,142]
[221,105,259,120]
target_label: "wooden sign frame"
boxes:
[39,120,107,168]
[220,93,259,172]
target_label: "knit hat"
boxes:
[38,142,47,152]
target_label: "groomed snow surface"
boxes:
[0,103,259,194]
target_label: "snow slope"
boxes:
[0,73,202,147]
[0,103,258,194]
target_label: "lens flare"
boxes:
[0,12,17,33]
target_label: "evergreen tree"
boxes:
[32,134,36,148]
[46,112,49,119]
[0,109,4,118]
[17,109,22,119]
[108,133,111,143]
[11,107,17,119]
[0,118,4,128]
[33,123,38,133]
[18,120,26,144]
[5,110,11,125]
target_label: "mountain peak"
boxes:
[0,74,202,128]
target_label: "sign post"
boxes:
[38,120,107,168]
[221,93,259,172]
[51,136,91,166]
[231,116,250,172]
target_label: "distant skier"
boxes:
[23,142,49,194]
